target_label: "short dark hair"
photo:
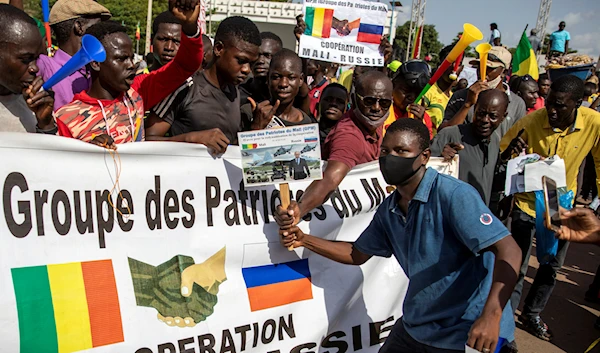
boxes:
[584,82,598,96]
[490,23,498,29]
[386,118,430,150]
[52,18,77,46]
[215,16,261,47]
[86,21,128,45]
[322,82,348,96]
[538,73,550,82]
[152,11,181,37]
[202,34,212,48]
[271,48,302,71]
[260,31,283,48]
[551,75,585,101]
[0,4,38,44]
[438,43,455,62]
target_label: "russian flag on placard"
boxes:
[242,243,313,311]
[304,137,318,143]
[357,23,384,44]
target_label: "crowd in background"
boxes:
[2,0,600,352]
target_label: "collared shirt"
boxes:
[444,84,527,139]
[500,107,600,217]
[424,82,452,132]
[431,124,500,205]
[37,49,92,111]
[322,110,382,168]
[354,168,515,350]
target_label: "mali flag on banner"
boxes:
[11,260,124,353]
[304,7,334,38]
[512,30,539,80]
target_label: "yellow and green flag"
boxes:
[512,30,539,80]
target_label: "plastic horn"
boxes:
[42,35,106,91]
[41,0,52,50]
[449,51,464,81]
[412,23,483,105]
[476,43,492,81]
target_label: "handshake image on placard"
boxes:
[128,248,227,327]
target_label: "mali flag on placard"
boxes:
[512,30,539,80]
[11,260,124,353]
[304,7,334,38]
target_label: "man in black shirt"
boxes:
[239,32,282,106]
[145,16,261,153]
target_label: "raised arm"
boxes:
[133,1,203,109]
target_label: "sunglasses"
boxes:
[356,93,392,109]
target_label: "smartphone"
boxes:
[542,176,561,232]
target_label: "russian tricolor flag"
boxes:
[242,243,313,311]
[357,23,384,44]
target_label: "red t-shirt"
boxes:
[527,96,545,114]
[322,111,383,169]
[308,78,330,118]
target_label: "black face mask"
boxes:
[379,153,422,185]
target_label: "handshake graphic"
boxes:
[128,248,226,327]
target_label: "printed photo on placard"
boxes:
[238,124,323,187]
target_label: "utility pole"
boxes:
[535,0,552,46]
[405,0,426,61]
[145,0,153,56]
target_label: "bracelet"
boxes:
[186,26,201,38]
[36,124,58,135]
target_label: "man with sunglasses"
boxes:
[431,89,509,206]
[274,70,392,226]
[440,47,526,140]
[385,59,434,139]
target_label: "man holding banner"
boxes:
[280,118,521,353]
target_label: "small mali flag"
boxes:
[11,260,124,353]
[135,21,141,41]
[304,7,334,39]
[243,143,258,149]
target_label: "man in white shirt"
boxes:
[0,4,55,133]
[489,23,501,46]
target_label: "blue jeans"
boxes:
[379,319,463,353]
[509,208,570,317]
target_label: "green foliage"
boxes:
[393,21,443,66]
[23,0,169,44]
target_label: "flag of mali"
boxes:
[11,260,124,353]
[304,7,334,38]
[512,30,539,80]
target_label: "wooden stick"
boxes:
[279,183,294,251]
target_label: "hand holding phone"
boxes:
[543,176,561,232]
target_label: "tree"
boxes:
[22,0,170,45]
[393,21,443,66]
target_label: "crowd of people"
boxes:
[2,0,600,352]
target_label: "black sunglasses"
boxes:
[356,93,392,109]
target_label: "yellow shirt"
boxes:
[500,107,600,217]
[339,69,353,92]
[423,82,452,133]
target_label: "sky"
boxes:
[392,0,600,59]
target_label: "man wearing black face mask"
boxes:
[499,75,600,344]
[274,71,392,225]
[431,90,509,205]
[279,118,521,353]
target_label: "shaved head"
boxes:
[355,70,392,97]
[0,4,39,45]
[270,48,302,73]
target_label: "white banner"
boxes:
[0,133,409,353]
[298,0,387,66]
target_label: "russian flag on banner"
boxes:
[304,137,318,143]
[242,243,313,311]
[357,23,384,44]
[304,7,334,39]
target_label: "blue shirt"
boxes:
[550,30,570,52]
[354,168,515,350]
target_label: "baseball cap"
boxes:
[50,0,111,26]
[469,46,512,69]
